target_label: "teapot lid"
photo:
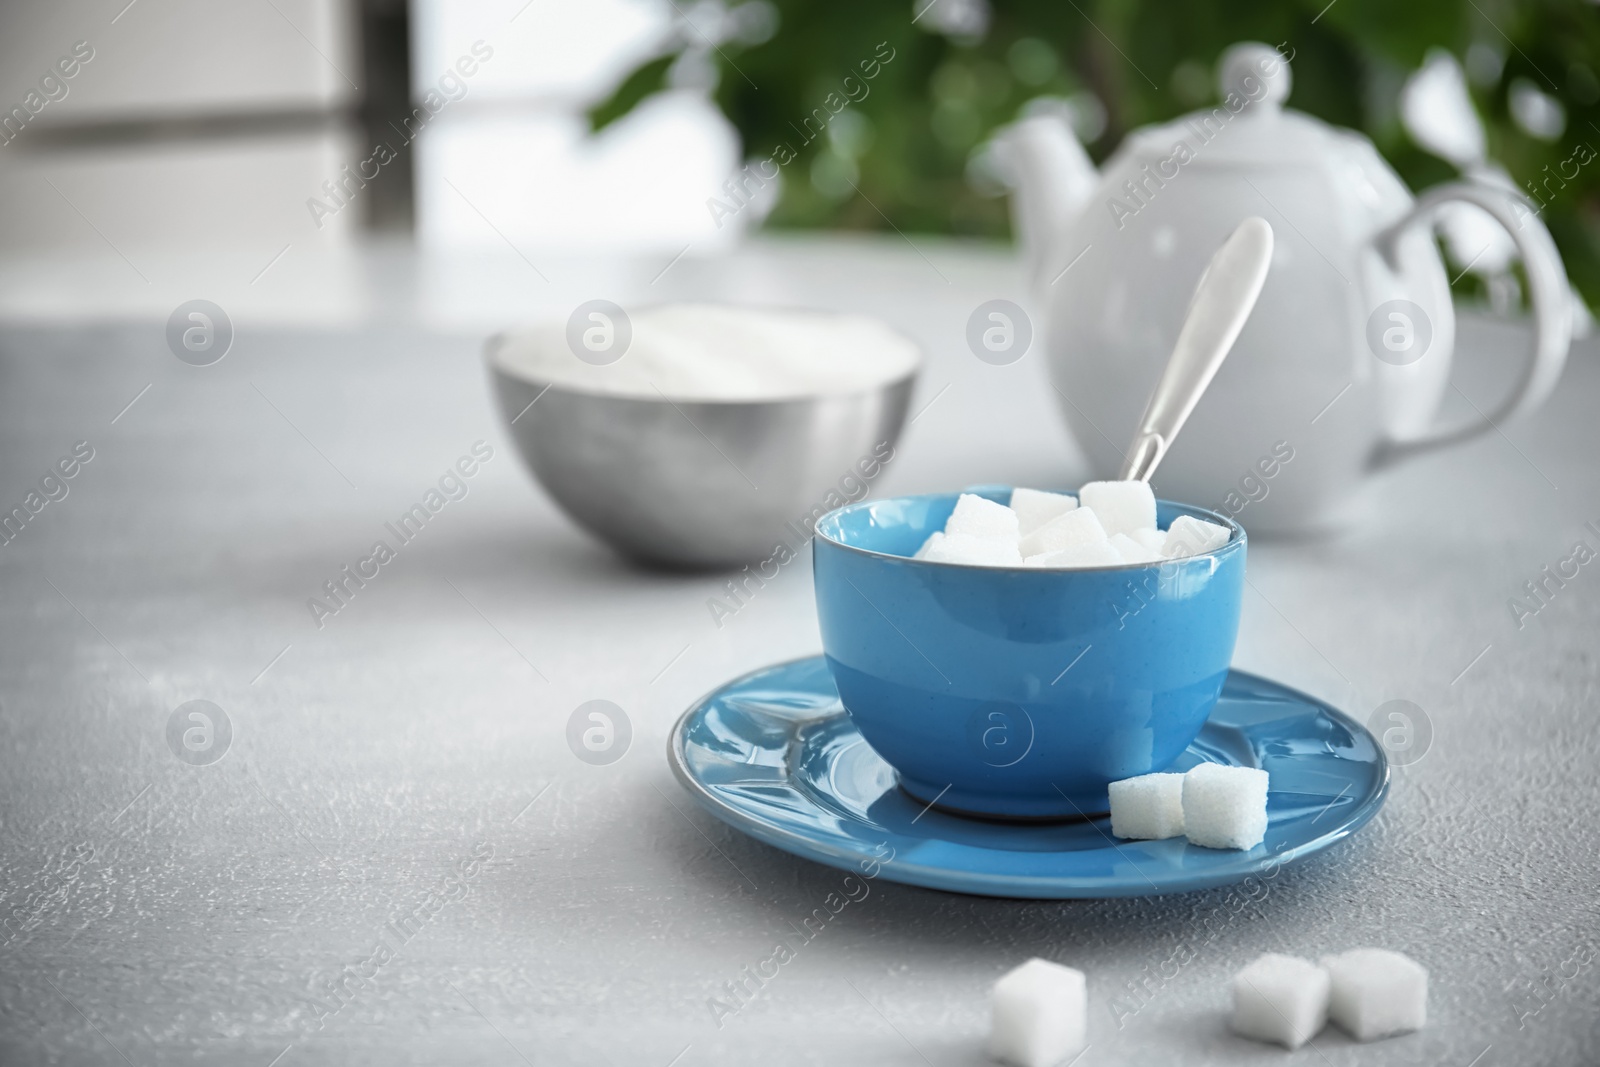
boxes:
[1121,43,1374,170]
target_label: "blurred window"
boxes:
[409,0,740,252]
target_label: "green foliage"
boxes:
[590,53,676,132]
[591,0,1600,301]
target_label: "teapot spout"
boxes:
[991,113,1099,292]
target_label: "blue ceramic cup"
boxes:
[812,488,1245,820]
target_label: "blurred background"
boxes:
[1,0,1595,308]
[3,7,1599,1064]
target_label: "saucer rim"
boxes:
[666,655,1390,899]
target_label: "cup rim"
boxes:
[813,488,1247,573]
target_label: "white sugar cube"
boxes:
[1231,953,1330,1050]
[990,958,1087,1067]
[1109,532,1161,565]
[922,532,1023,568]
[1019,507,1106,558]
[1025,541,1123,569]
[1010,488,1078,535]
[1078,480,1156,537]
[1321,949,1427,1041]
[1108,772,1185,839]
[945,493,1021,541]
[914,531,944,559]
[1131,528,1167,554]
[1162,515,1231,559]
[1182,763,1269,850]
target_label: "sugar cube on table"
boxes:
[945,493,1021,541]
[1025,541,1123,569]
[1230,953,1331,1050]
[921,532,1023,567]
[1108,772,1185,840]
[1109,532,1161,564]
[1162,515,1232,559]
[1019,507,1107,558]
[1010,488,1077,535]
[1078,481,1156,538]
[990,958,1087,1067]
[1182,763,1269,850]
[1321,949,1428,1041]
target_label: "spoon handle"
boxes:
[1119,216,1275,483]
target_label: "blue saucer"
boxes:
[668,656,1388,899]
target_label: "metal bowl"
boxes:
[486,335,918,570]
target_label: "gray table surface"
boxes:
[1,238,1597,1066]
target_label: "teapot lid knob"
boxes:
[1217,42,1291,112]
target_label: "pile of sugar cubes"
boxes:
[913,482,1231,568]
[990,948,1426,1067]
[1109,762,1268,850]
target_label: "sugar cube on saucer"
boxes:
[1320,948,1428,1041]
[1010,488,1077,535]
[1078,481,1156,537]
[1109,532,1161,564]
[1108,772,1185,839]
[1019,507,1106,558]
[1230,953,1330,1049]
[1025,541,1122,569]
[945,493,1021,541]
[1182,763,1269,850]
[1163,515,1231,559]
[990,958,1087,1067]
[922,532,1023,567]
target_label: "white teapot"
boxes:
[997,42,1571,532]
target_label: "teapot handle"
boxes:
[1369,182,1572,470]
